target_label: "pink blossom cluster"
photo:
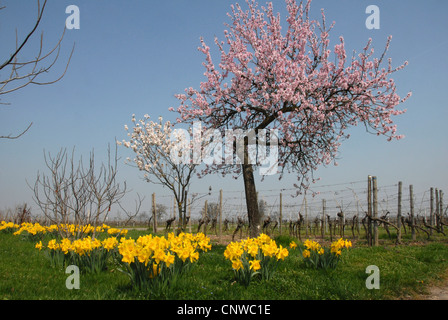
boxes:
[172,0,411,192]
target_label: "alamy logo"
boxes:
[365,265,380,289]
[65,5,80,30]
[365,5,380,30]
[169,122,279,176]
[65,265,80,290]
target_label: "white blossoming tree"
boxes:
[118,115,198,231]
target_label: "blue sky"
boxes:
[0,0,447,218]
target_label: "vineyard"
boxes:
[3,175,446,246]
[126,176,447,247]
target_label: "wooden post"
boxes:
[152,193,157,234]
[339,201,345,238]
[430,187,434,236]
[439,190,444,233]
[279,192,283,235]
[203,200,208,235]
[367,176,372,246]
[356,200,360,238]
[305,196,309,238]
[321,199,326,239]
[183,190,188,231]
[173,197,177,234]
[188,198,192,233]
[219,189,223,241]
[410,185,416,241]
[397,182,402,244]
[372,176,379,246]
[435,188,440,231]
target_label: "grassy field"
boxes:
[1,228,448,300]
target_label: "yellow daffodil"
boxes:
[261,242,277,258]
[137,247,151,264]
[247,243,259,258]
[189,250,199,263]
[302,249,311,258]
[47,239,59,250]
[232,259,243,271]
[60,238,72,254]
[149,263,159,279]
[304,239,321,252]
[225,233,288,284]
[164,253,175,268]
[102,237,118,251]
[249,259,261,271]
[276,245,289,260]
[35,241,43,250]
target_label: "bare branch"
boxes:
[0,0,47,71]
[0,0,74,139]
[0,122,33,139]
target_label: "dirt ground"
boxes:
[414,276,448,300]
[397,272,448,300]
[422,285,448,300]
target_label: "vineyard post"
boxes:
[152,193,157,234]
[188,198,192,233]
[321,199,326,239]
[397,182,402,244]
[356,200,360,238]
[339,201,345,238]
[435,188,440,231]
[305,196,309,237]
[373,176,379,246]
[367,176,372,246]
[439,190,444,233]
[279,192,283,235]
[219,189,223,241]
[203,200,208,235]
[410,185,416,241]
[430,187,434,236]
[172,197,177,234]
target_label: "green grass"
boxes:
[1,231,448,300]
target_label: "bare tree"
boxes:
[0,0,74,139]
[30,145,142,239]
[14,203,32,224]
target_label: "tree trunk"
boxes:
[242,162,260,238]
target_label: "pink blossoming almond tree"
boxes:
[172,0,411,237]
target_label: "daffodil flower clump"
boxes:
[0,221,20,233]
[2,220,128,240]
[36,236,119,273]
[224,233,289,286]
[13,222,48,239]
[300,238,352,270]
[116,232,211,294]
